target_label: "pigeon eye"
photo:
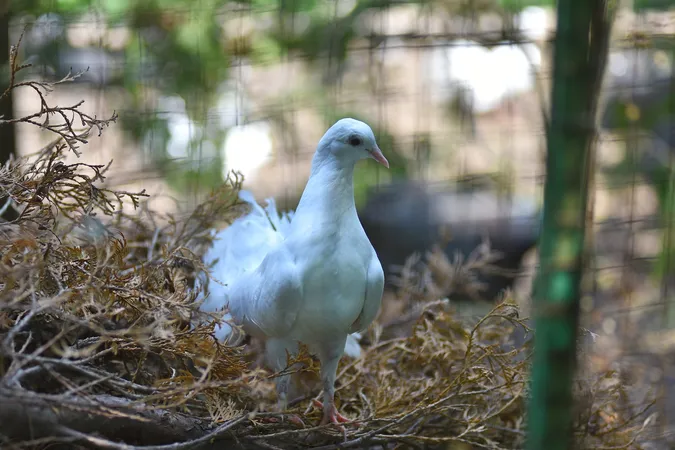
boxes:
[348,136,362,146]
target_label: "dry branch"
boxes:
[0,390,212,447]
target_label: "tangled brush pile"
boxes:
[0,32,659,449]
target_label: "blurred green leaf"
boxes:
[634,0,675,11]
[497,0,554,12]
[280,0,318,13]
[101,0,131,16]
[56,0,84,9]
[251,35,283,64]
[163,154,225,193]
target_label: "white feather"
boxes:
[200,190,292,340]
[200,189,363,357]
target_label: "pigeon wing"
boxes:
[228,244,303,338]
[350,252,385,334]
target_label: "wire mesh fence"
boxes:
[9,0,550,307]
[3,0,675,447]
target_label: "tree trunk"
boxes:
[1,5,19,221]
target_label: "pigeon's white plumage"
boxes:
[201,118,388,425]
[201,190,364,356]
[200,190,294,341]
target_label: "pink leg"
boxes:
[314,341,359,430]
[313,399,352,425]
[259,379,306,427]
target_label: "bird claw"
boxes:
[313,399,356,428]
[259,414,305,427]
[288,414,306,427]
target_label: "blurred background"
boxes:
[3,0,675,444]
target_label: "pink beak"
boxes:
[369,145,389,168]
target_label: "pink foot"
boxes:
[313,399,356,427]
[288,415,306,427]
[260,414,305,427]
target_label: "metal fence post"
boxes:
[526,0,615,448]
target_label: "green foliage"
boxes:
[634,0,675,10]
[161,156,226,194]
[250,35,284,64]
[604,96,674,136]
[11,0,556,196]
[497,0,554,12]
[601,44,675,280]
[123,2,229,101]
[497,0,675,11]
[12,0,232,192]
[101,0,132,17]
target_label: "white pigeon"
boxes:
[203,118,388,425]
[201,189,365,357]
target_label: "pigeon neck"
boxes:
[293,152,357,223]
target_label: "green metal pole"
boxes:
[526,1,614,449]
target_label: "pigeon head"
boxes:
[316,118,389,168]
